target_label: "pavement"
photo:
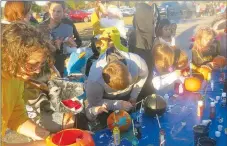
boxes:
[2,15,216,144]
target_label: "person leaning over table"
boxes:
[85,44,148,124]
[1,22,53,146]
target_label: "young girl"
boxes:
[154,19,177,48]
[192,26,220,70]
[152,44,189,93]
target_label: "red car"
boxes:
[68,10,91,22]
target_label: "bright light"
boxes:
[35,1,48,6]
[1,1,6,7]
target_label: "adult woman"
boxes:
[2,22,52,146]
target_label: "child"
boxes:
[154,18,177,48]
[152,44,189,93]
[192,26,220,70]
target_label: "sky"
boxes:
[1,1,48,7]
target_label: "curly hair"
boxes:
[193,26,216,51]
[1,22,54,77]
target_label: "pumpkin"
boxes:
[46,129,95,146]
[184,77,202,92]
[212,56,227,68]
[107,110,131,132]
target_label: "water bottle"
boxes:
[113,126,120,146]
[210,80,214,91]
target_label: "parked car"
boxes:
[68,10,91,22]
[120,8,135,17]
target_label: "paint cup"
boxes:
[218,125,223,131]
[215,131,221,137]
[197,137,216,146]
[193,125,209,146]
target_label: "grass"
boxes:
[75,16,133,40]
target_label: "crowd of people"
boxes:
[1,1,227,146]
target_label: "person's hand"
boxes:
[175,70,182,77]
[121,101,133,111]
[54,38,63,50]
[64,36,77,47]
[63,113,75,129]
[94,104,108,115]
[129,99,137,106]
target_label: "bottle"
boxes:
[210,102,215,119]
[221,92,226,107]
[197,100,204,117]
[160,129,165,146]
[113,126,120,146]
[210,80,214,91]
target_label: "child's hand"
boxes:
[129,99,137,106]
[94,104,108,115]
[121,101,133,111]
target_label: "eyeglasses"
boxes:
[23,62,46,73]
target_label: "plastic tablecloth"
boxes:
[93,70,227,146]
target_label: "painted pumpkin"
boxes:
[46,129,95,146]
[212,56,227,68]
[184,77,202,92]
[107,110,131,132]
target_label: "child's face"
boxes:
[49,3,64,23]
[162,25,172,37]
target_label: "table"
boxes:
[93,70,227,146]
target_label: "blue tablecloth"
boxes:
[93,70,227,146]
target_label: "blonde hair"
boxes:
[153,44,188,74]
[153,44,174,75]
[194,27,216,51]
[102,61,130,90]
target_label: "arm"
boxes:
[17,120,50,140]
[152,70,180,90]
[72,23,82,47]
[3,141,46,146]
[130,56,148,100]
[85,81,122,121]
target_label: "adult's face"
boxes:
[17,50,47,80]
[49,3,64,23]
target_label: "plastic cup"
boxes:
[193,125,209,146]
[215,131,221,137]
[197,137,216,146]
[218,125,223,131]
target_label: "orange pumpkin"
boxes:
[213,56,227,68]
[107,110,131,132]
[184,77,202,92]
[46,129,95,146]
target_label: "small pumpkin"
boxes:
[212,56,227,68]
[184,77,202,92]
[107,110,131,132]
[46,129,95,146]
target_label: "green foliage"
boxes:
[32,3,42,13]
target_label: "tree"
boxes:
[32,3,42,13]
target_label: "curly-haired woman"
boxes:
[1,22,54,146]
